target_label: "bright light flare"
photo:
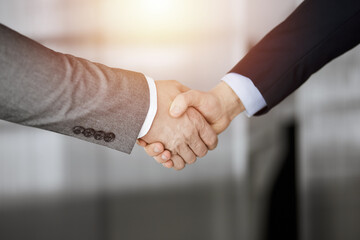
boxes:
[139,0,174,16]
[101,0,204,42]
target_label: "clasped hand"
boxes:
[137,80,244,170]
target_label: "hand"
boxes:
[169,81,245,134]
[138,81,245,168]
[139,80,218,170]
[137,139,174,168]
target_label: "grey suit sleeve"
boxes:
[0,24,150,154]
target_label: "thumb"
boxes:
[169,90,203,118]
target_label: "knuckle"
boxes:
[174,144,182,155]
[187,155,197,164]
[198,147,208,158]
[188,110,206,131]
[203,129,218,148]
[186,107,199,120]
[209,135,218,149]
[192,141,206,157]
[175,161,185,170]
[183,127,195,141]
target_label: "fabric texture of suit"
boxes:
[0,24,149,154]
[230,0,360,115]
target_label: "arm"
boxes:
[0,24,149,153]
[231,0,360,115]
[0,24,218,163]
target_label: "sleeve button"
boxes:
[83,128,95,137]
[72,126,85,135]
[94,131,105,140]
[104,132,115,142]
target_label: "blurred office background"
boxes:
[1,0,360,240]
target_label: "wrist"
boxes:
[210,81,245,121]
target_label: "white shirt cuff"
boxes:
[138,76,157,138]
[222,73,267,116]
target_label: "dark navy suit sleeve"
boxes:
[230,0,360,115]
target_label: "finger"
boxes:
[188,133,208,158]
[198,121,218,150]
[171,155,186,170]
[169,90,204,118]
[136,139,147,147]
[153,150,172,164]
[144,142,166,157]
[187,108,218,150]
[162,160,174,168]
[178,144,197,165]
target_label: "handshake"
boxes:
[137,80,245,170]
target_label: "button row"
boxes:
[72,126,115,142]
